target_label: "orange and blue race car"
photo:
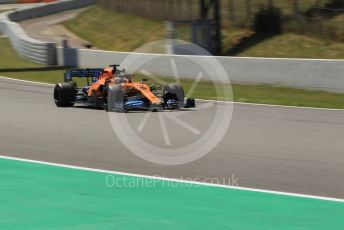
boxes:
[53,65,195,112]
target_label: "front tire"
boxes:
[163,83,184,109]
[54,83,76,107]
[107,84,125,112]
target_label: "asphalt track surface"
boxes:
[1,77,344,199]
[20,8,89,48]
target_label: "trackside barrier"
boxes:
[59,47,344,93]
[0,0,95,65]
[0,17,56,64]
[0,1,16,3]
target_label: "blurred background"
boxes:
[1,0,343,58]
[88,0,344,58]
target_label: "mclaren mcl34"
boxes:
[53,65,195,112]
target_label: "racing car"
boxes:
[53,65,195,112]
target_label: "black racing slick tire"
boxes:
[163,83,185,109]
[107,84,125,112]
[54,83,76,107]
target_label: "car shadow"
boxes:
[72,105,196,113]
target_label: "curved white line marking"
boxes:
[0,155,343,203]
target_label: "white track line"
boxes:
[1,76,344,111]
[0,76,54,86]
[0,155,343,203]
[197,99,344,111]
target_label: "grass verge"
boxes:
[1,37,344,109]
[64,6,166,52]
[237,33,344,59]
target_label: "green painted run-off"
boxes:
[0,158,343,229]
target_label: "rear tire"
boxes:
[54,83,76,107]
[163,83,184,109]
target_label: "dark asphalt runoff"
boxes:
[1,77,344,198]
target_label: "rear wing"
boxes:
[64,69,103,83]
